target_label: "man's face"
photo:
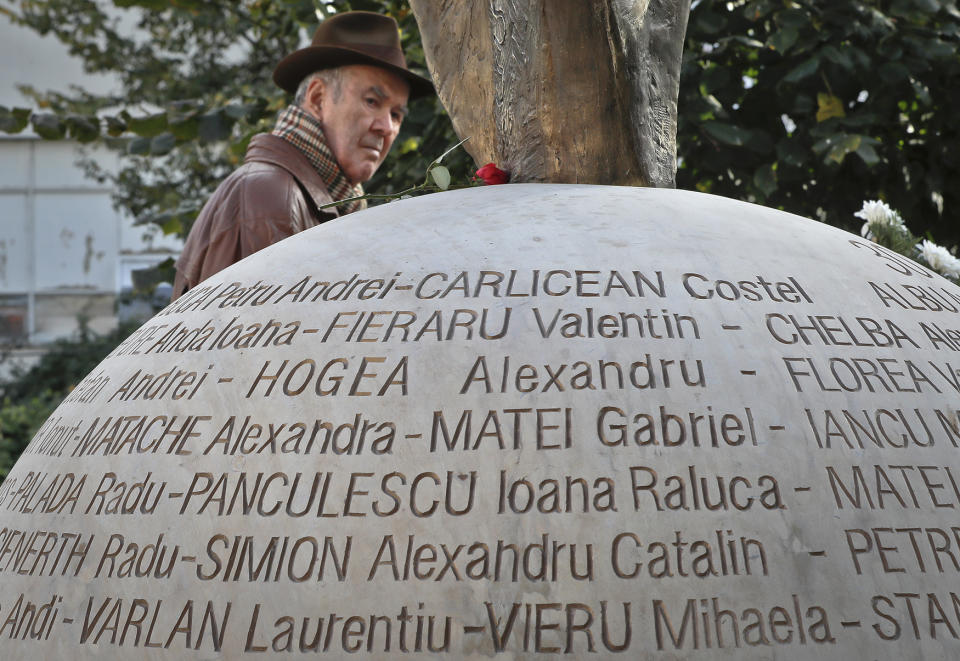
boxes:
[317,64,410,184]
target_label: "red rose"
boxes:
[476,162,509,185]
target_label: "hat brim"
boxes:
[273,46,434,99]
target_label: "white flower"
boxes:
[854,199,900,224]
[855,199,906,238]
[918,240,960,279]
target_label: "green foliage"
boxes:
[679,0,960,246]
[1,0,470,281]
[0,394,59,481]
[0,322,139,480]
[2,0,958,252]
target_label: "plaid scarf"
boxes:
[272,105,366,214]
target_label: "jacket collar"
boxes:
[245,134,338,217]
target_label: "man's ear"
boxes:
[301,77,326,121]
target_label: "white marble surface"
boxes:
[2,185,960,659]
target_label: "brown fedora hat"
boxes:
[273,11,433,99]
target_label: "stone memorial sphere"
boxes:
[2,185,960,659]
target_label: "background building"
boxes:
[0,13,181,353]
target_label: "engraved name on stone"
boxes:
[1,186,959,658]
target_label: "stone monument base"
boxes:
[1,185,958,659]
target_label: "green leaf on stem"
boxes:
[783,56,820,83]
[150,132,176,155]
[66,115,100,142]
[126,112,168,138]
[198,110,233,143]
[105,115,126,136]
[431,136,470,166]
[703,121,753,147]
[128,136,151,155]
[430,165,451,190]
[0,106,31,134]
[753,163,777,197]
[816,93,845,122]
[31,113,65,139]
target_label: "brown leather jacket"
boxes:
[171,134,339,299]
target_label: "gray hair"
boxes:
[294,68,344,106]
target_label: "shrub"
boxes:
[0,321,139,480]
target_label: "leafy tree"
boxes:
[3,0,958,248]
[678,0,960,244]
[0,0,471,281]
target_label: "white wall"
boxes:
[0,8,181,346]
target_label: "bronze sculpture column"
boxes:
[410,0,692,186]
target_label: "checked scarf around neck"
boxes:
[272,105,367,215]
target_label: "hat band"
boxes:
[323,42,407,69]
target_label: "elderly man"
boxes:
[171,11,432,300]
